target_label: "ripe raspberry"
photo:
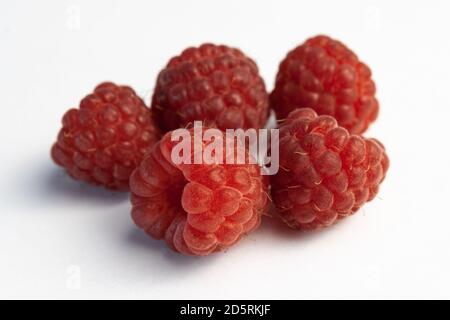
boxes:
[271,35,379,134]
[151,43,269,132]
[271,108,389,230]
[129,128,269,255]
[51,82,161,190]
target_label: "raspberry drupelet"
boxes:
[271,108,389,230]
[270,35,379,134]
[151,43,269,132]
[51,82,161,190]
[129,127,269,255]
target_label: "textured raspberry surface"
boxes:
[51,82,161,190]
[270,35,379,134]
[151,43,269,132]
[129,128,269,255]
[271,108,389,230]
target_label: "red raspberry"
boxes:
[151,43,269,132]
[51,82,161,190]
[129,128,269,255]
[271,108,389,230]
[270,35,379,134]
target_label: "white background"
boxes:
[1,0,449,299]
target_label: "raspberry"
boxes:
[151,43,269,132]
[271,108,389,230]
[51,82,161,190]
[129,127,269,255]
[270,35,379,134]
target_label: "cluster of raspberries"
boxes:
[52,36,389,256]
